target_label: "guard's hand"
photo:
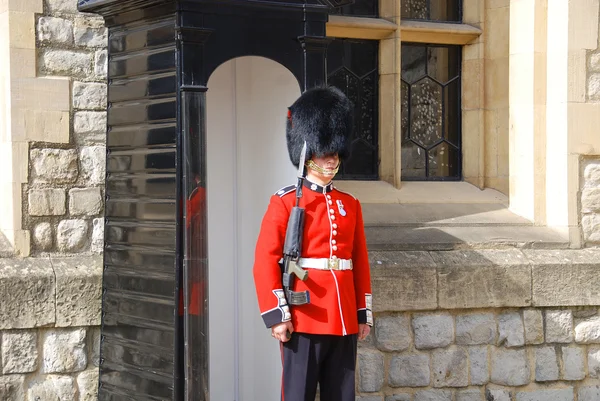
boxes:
[271,321,294,342]
[358,324,370,341]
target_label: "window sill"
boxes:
[401,20,482,45]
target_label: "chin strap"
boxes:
[305,160,340,176]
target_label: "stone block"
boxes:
[523,310,544,344]
[582,188,600,213]
[0,375,25,400]
[582,214,600,242]
[435,250,530,309]
[385,395,410,401]
[356,397,383,401]
[91,218,104,254]
[80,146,106,185]
[413,313,454,349]
[584,161,600,187]
[389,353,430,387]
[369,251,437,311]
[69,187,103,216]
[95,49,108,78]
[73,84,107,110]
[545,310,574,343]
[516,388,574,401]
[374,314,411,352]
[561,346,585,381]
[28,189,66,216]
[469,346,489,385]
[38,16,73,44]
[31,148,78,184]
[588,348,600,377]
[456,389,482,401]
[73,111,107,143]
[56,219,89,252]
[528,249,600,305]
[414,389,452,401]
[575,316,600,343]
[0,259,55,329]
[42,328,87,373]
[74,26,108,47]
[1,331,38,373]
[432,348,468,388]
[535,346,559,382]
[45,0,79,12]
[77,369,99,401]
[589,74,600,101]
[456,313,496,345]
[53,256,102,327]
[358,349,384,392]
[27,375,76,400]
[591,52,600,71]
[498,312,524,347]
[88,327,101,367]
[33,222,53,251]
[486,389,510,401]
[490,348,530,386]
[40,49,93,77]
[579,386,600,401]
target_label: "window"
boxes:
[401,44,461,180]
[401,0,462,22]
[327,38,379,180]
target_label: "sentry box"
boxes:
[77,1,353,400]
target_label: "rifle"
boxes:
[282,142,310,314]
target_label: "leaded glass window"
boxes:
[330,0,378,17]
[401,44,461,180]
[327,38,379,180]
[401,0,462,22]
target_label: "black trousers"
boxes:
[280,333,358,401]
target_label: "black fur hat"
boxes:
[286,86,353,168]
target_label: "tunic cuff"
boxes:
[261,289,291,328]
[358,293,373,326]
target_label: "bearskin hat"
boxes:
[286,86,353,168]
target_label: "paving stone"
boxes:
[56,219,89,252]
[374,314,411,352]
[485,389,510,401]
[535,346,559,382]
[413,313,454,349]
[77,369,99,401]
[498,312,524,347]
[588,348,600,378]
[456,389,483,401]
[515,388,573,401]
[73,83,108,110]
[523,309,544,344]
[69,187,103,216]
[432,348,468,388]
[561,346,585,381]
[27,375,76,401]
[31,149,78,184]
[414,389,452,401]
[490,348,530,386]
[578,385,600,401]
[469,346,489,385]
[545,310,574,343]
[0,375,25,400]
[38,16,74,44]
[456,313,496,345]
[1,331,38,373]
[389,353,430,387]
[42,328,87,373]
[358,348,384,392]
[575,316,600,343]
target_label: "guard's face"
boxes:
[308,153,340,181]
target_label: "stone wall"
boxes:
[0,256,101,400]
[356,307,600,401]
[26,0,108,255]
[581,158,600,245]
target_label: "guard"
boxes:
[253,86,373,401]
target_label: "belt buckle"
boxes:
[328,258,340,270]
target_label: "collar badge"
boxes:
[310,183,317,191]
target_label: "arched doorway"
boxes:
[206,56,300,400]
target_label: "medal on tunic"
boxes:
[336,199,346,216]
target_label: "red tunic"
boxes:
[253,180,373,336]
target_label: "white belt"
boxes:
[297,258,353,271]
